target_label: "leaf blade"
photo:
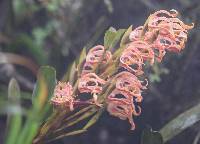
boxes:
[6,78,22,144]
[160,103,200,143]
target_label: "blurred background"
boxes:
[0,0,199,144]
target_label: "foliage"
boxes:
[4,66,56,144]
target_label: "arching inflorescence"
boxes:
[51,9,194,130]
[106,9,193,129]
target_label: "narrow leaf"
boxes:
[77,47,86,76]
[32,66,56,113]
[68,62,77,84]
[160,103,200,143]
[6,78,22,144]
[48,129,87,142]
[109,29,126,50]
[64,106,93,122]
[55,108,97,133]
[104,27,126,51]
[17,66,56,144]
[83,109,104,130]
[104,27,117,50]
[120,25,132,46]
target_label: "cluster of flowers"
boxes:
[51,9,193,130]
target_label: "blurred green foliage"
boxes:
[4,66,56,144]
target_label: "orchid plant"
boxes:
[30,9,194,143]
[32,9,194,143]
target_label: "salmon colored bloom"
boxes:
[107,88,142,116]
[86,45,112,64]
[129,26,143,41]
[82,45,112,75]
[51,81,74,111]
[120,48,144,75]
[108,9,193,130]
[106,71,144,129]
[107,99,141,130]
[78,73,106,94]
[78,73,106,106]
[129,9,194,62]
[79,45,112,105]
[120,41,155,75]
[115,71,146,102]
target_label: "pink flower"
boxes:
[107,100,141,130]
[115,71,146,102]
[120,41,154,75]
[78,73,106,94]
[106,71,145,129]
[108,9,193,130]
[51,82,74,111]
[82,45,112,75]
[129,9,194,62]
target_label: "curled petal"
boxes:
[78,73,106,94]
[152,9,178,18]
[129,26,143,41]
[120,41,155,74]
[107,9,194,131]
[107,100,141,130]
[127,41,155,64]
[169,18,194,30]
[148,16,171,29]
[115,71,146,102]
[51,82,74,111]
[86,45,105,63]
[82,45,112,75]
[86,45,112,64]
[107,101,135,130]
[120,49,144,75]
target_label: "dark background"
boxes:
[0,0,200,144]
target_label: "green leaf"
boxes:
[141,126,163,144]
[17,66,56,144]
[47,129,87,143]
[64,106,93,122]
[32,66,56,113]
[120,25,132,46]
[6,78,22,144]
[55,107,97,133]
[77,47,86,76]
[0,102,26,115]
[83,108,104,130]
[110,29,126,50]
[160,103,200,143]
[33,110,66,144]
[104,27,126,50]
[62,61,77,84]
[104,27,117,49]
[68,62,77,84]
